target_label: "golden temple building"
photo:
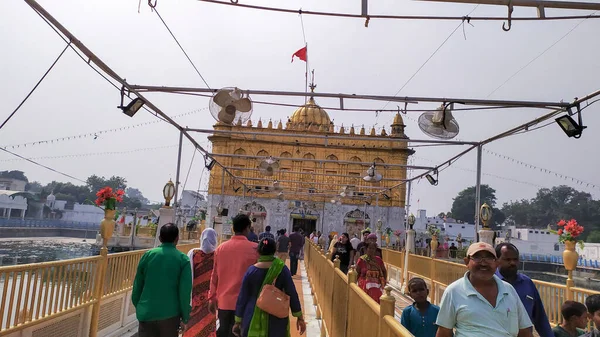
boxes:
[207,92,414,237]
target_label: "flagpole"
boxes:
[305,43,308,103]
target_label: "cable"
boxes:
[381,5,479,112]
[487,12,597,98]
[0,144,184,162]
[1,108,207,149]
[181,148,198,192]
[199,0,600,23]
[1,42,71,131]
[483,148,599,190]
[153,8,211,89]
[413,155,542,188]
[31,6,174,126]
[0,147,86,183]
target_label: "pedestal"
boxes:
[406,229,416,254]
[376,230,383,247]
[154,207,176,247]
[479,229,495,246]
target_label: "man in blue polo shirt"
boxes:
[495,242,553,337]
[436,242,533,337]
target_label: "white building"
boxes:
[412,209,477,245]
[179,190,207,217]
[0,178,28,219]
[496,226,563,257]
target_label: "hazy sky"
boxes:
[1,0,598,215]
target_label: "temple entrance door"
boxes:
[241,201,267,233]
[344,209,370,238]
[292,218,316,235]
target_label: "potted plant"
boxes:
[550,219,584,272]
[94,187,124,247]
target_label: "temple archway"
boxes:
[241,201,267,233]
[344,208,370,238]
[289,202,319,235]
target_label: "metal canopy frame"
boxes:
[131,85,571,110]
[23,0,600,252]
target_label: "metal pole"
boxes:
[474,145,482,242]
[402,180,412,293]
[174,131,184,209]
[130,85,570,109]
[416,0,600,12]
[130,208,137,250]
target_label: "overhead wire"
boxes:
[151,6,211,88]
[0,147,86,183]
[487,11,598,98]
[1,41,71,131]
[30,5,174,126]
[0,108,207,150]
[0,144,184,162]
[380,5,479,112]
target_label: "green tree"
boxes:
[502,185,600,236]
[0,170,28,182]
[587,230,600,243]
[25,181,43,192]
[450,185,505,228]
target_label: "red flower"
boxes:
[557,220,566,227]
[558,229,563,235]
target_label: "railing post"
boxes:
[89,210,114,337]
[334,255,341,269]
[348,265,357,284]
[89,245,108,337]
[379,286,396,337]
[430,256,437,304]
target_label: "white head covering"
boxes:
[187,228,219,306]
[200,228,218,254]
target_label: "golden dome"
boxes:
[289,98,331,127]
[392,112,405,125]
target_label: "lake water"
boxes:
[0,237,95,266]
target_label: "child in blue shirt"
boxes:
[401,277,442,337]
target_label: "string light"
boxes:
[0,108,207,150]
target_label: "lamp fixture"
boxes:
[425,170,439,186]
[117,86,145,117]
[407,213,416,230]
[163,179,175,207]
[555,108,586,138]
[204,155,216,171]
[480,203,492,229]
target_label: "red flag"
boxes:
[291,46,307,63]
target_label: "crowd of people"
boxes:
[129,219,600,337]
[131,216,307,337]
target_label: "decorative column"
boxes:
[376,219,383,247]
[478,203,495,246]
[21,209,25,220]
[154,180,176,247]
[406,229,416,254]
[154,207,175,247]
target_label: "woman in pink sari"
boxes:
[355,242,387,304]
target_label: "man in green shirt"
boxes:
[132,223,192,337]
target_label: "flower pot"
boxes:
[100,209,117,247]
[563,240,579,271]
